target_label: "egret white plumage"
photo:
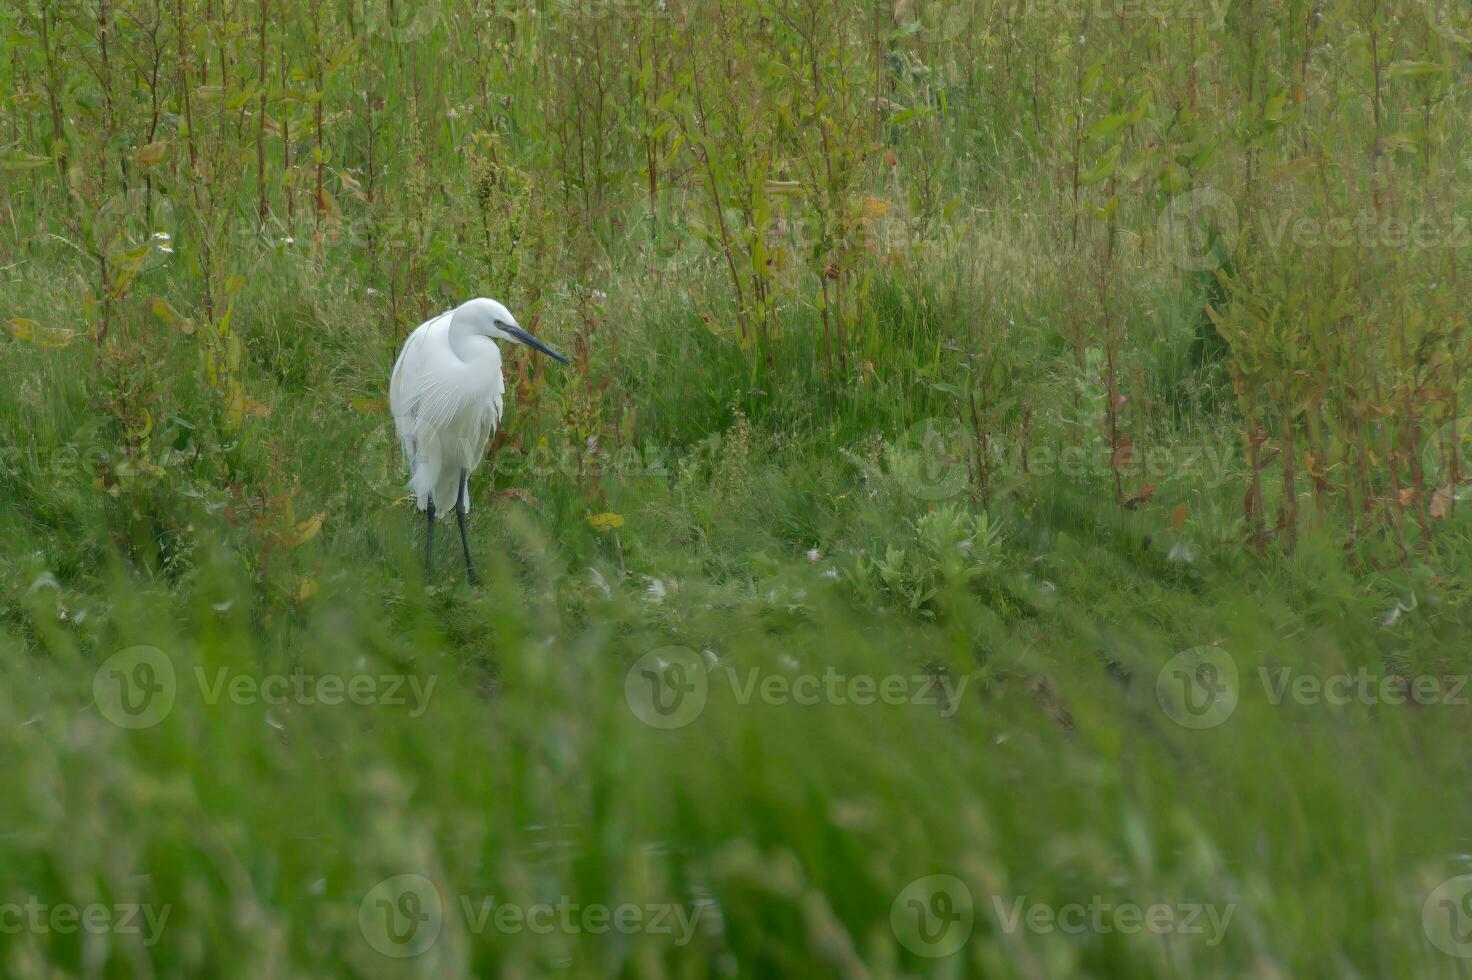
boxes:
[389,297,569,584]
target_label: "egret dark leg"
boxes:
[457,469,480,586]
[424,497,436,580]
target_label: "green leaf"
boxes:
[1087,113,1128,142]
[325,40,360,75]
[1120,145,1157,182]
[1388,61,1446,78]
[1125,89,1152,124]
[224,84,256,112]
[0,149,52,170]
[1080,144,1121,185]
[1262,91,1287,123]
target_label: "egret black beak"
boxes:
[503,324,570,365]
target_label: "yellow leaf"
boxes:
[1273,158,1316,182]
[0,149,52,170]
[338,169,368,202]
[1430,486,1452,520]
[9,316,77,348]
[33,327,77,350]
[148,296,195,336]
[588,512,625,532]
[129,408,154,441]
[149,297,179,326]
[291,512,325,547]
[134,140,170,167]
[859,195,890,221]
[225,380,270,428]
[297,578,319,600]
[351,397,387,414]
[316,184,341,221]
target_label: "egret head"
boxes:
[456,297,570,365]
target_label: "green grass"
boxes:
[2,1,1471,972]
[3,241,1472,978]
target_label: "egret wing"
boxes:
[465,371,505,477]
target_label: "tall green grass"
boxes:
[3,249,1472,975]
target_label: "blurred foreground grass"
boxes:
[2,275,1472,976]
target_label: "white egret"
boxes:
[389,297,569,584]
